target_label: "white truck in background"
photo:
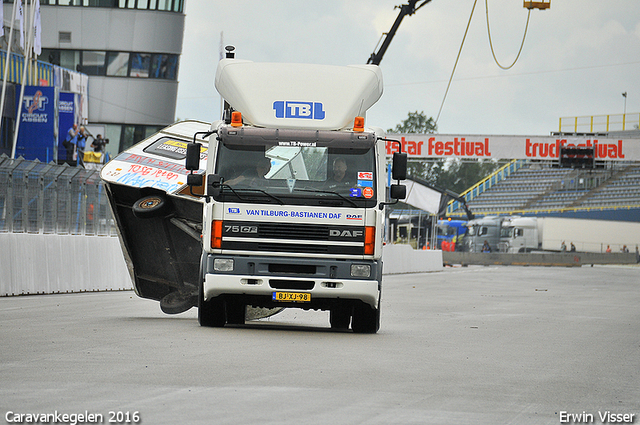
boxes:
[500,216,640,253]
[463,216,503,253]
[183,55,407,333]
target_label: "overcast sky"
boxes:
[175,0,640,136]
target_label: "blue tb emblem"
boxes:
[273,101,325,120]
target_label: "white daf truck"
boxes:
[183,56,407,333]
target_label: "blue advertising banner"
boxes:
[58,92,76,163]
[14,86,57,162]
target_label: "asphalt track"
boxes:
[1,265,639,425]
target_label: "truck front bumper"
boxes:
[202,254,382,309]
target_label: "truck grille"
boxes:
[258,223,328,240]
[221,221,365,255]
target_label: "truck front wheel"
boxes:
[198,284,225,327]
[330,307,351,330]
[351,301,380,334]
[225,300,246,325]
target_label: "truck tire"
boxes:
[132,194,171,219]
[351,301,380,334]
[198,283,225,327]
[225,300,246,325]
[330,307,351,330]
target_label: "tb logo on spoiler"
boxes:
[273,101,325,120]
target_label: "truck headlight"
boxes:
[214,258,234,272]
[351,264,371,278]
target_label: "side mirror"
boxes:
[185,142,201,171]
[392,152,407,181]
[390,184,406,200]
[187,173,203,187]
[207,174,223,198]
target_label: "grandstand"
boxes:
[446,161,640,221]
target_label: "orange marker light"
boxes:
[364,226,375,255]
[353,116,365,132]
[231,111,243,127]
[211,220,223,249]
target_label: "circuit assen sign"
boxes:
[385,133,640,161]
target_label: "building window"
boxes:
[106,52,130,76]
[129,53,151,78]
[150,54,178,80]
[157,0,171,11]
[81,51,106,75]
[59,50,81,73]
[41,49,178,80]
[15,0,181,11]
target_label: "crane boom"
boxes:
[367,0,432,66]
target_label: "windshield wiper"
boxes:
[294,188,358,208]
[220,185,285,205]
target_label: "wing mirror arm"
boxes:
[378,138,407,210]
[185,130,217,200]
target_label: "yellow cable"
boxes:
[435,0,478,124]
[485,0,531,70]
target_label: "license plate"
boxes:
[272,291,311,303]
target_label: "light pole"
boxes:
[622,92,627,130]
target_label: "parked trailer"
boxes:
[500,216,640,253]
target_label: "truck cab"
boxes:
[464,216,503,253]
[188,58,406,333]
[499,216,539,253]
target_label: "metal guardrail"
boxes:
[0,50,55,86]
[559,113,640,133]
[0,155,117,236]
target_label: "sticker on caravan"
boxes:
[362,187,374,199]
[350,188,362,198]
[358,172,373,180]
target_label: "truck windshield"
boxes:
[500,227,514,238]
[214,136,377,207]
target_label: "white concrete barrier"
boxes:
[0,236,442,296]
[0,234,132,296]
[382,244,443,274]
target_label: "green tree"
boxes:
[387,111,439,182]
[389,111,501,195]
[387,111,437,134]
[436,159,501,194]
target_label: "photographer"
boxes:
[91,134,107,153]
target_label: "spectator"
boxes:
[481,240,491,253]
[606,245,611,253]
[91,134,106,153]
[62,123,78,162]
[560,241,566,252]
[570,242,576,252]
[76,127,88,167]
